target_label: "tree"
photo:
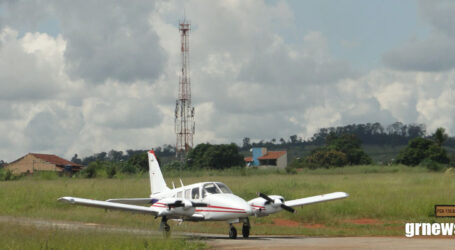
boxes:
[127,153,148,172]
[242,137,251,149]
[71,154,82,165]
[396,135,449,166]
[433,127,448,146]
[186,143,244,170]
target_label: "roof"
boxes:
[244,156,253,162]
[258,151,286,160]
[30,153,83,168]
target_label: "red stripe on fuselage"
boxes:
[195,209,246,213]
[207,205,245,211]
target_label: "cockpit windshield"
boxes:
[215,182,232,194]
[203,183,221,196]
[202,182,233,197]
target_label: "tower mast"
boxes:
[175,19,195,161]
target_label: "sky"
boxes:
[0,0,454,161]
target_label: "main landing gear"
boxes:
[160,216,171,238]
[229,218,251,239]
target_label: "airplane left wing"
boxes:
[58,196,159,215]
[284,192,349,207]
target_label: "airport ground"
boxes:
[1,216,453,249]
[1,165,455,249]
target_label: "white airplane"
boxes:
[59,150,349,239]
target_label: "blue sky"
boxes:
[284,0,430,72]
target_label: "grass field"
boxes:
[1,165,455,242]
[0,221,205,250]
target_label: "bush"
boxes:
[120,164,137,174]
[397,137,449,166]
[0,169,14,181]
[80,163,97,178]
[106,166,117,178]
[420,158,445,172]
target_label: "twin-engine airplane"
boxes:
[59,150,349,239]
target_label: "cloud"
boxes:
[0,0,455,162]
[383,1,455,72]
[0,28,64,100]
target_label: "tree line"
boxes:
[242,122,435,149]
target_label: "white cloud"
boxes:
[0,0,454,162]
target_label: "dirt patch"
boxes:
[303,223,326,229]
[345,218,381,225]
[273,219,300,227]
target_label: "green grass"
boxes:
[0,221,205,250]
[1,165,455,237]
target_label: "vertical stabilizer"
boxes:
[148,150,170,195]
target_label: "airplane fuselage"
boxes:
[150,182,252,221]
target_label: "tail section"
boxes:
[148,150,170,195]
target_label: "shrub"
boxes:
[0,169,14,181]
[106,166,117,178]
[80,163,97,178]
[420,158,445,172]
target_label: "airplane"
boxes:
[59,150,349,239]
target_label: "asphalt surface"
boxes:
[1,216,453,249]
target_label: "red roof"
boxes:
[244,156,253,162]
[257,151,286,160]
[30,153,83,168]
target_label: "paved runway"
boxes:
[1,216,453,249]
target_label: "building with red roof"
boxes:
[5,153,83,175]
[245,147,287,168]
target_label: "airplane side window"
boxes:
[177,191,182,198]
[185,189,191,199]
[192,187,200,199]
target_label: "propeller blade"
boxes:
[257,192,274,204]
[281,204,295,213]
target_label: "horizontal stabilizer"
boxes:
[58,196,159,215]
[285,192,349,207]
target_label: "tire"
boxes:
[229,226,237,239]
[242,226,250,238]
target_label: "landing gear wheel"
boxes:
[242,225,250,238]
[160,216,171,238]
[229,225,237,239]
[163,224,171,238]
[242,218,251,238]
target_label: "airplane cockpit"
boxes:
[175,182,233,200]
[202,182,232,198]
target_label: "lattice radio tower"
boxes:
[175,19,195,161]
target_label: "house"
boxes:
[5,153,83,175]
[244,147,287,169]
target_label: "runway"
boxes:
[1,216,452,249]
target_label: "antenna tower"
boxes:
[175,19,195,161]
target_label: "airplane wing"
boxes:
[106,198,156,205]
[284,192,349,207]
[58,196,159,215]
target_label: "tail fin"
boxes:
[148,150,169,195]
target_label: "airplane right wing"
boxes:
[58,196,159,215]
[284,192,349,207]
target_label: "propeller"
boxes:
[257,192,295,213]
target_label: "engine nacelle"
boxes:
[248,195,284,216]
[155,198,196,217]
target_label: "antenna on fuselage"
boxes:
[179,178,184,187]
[172,181,176,189]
